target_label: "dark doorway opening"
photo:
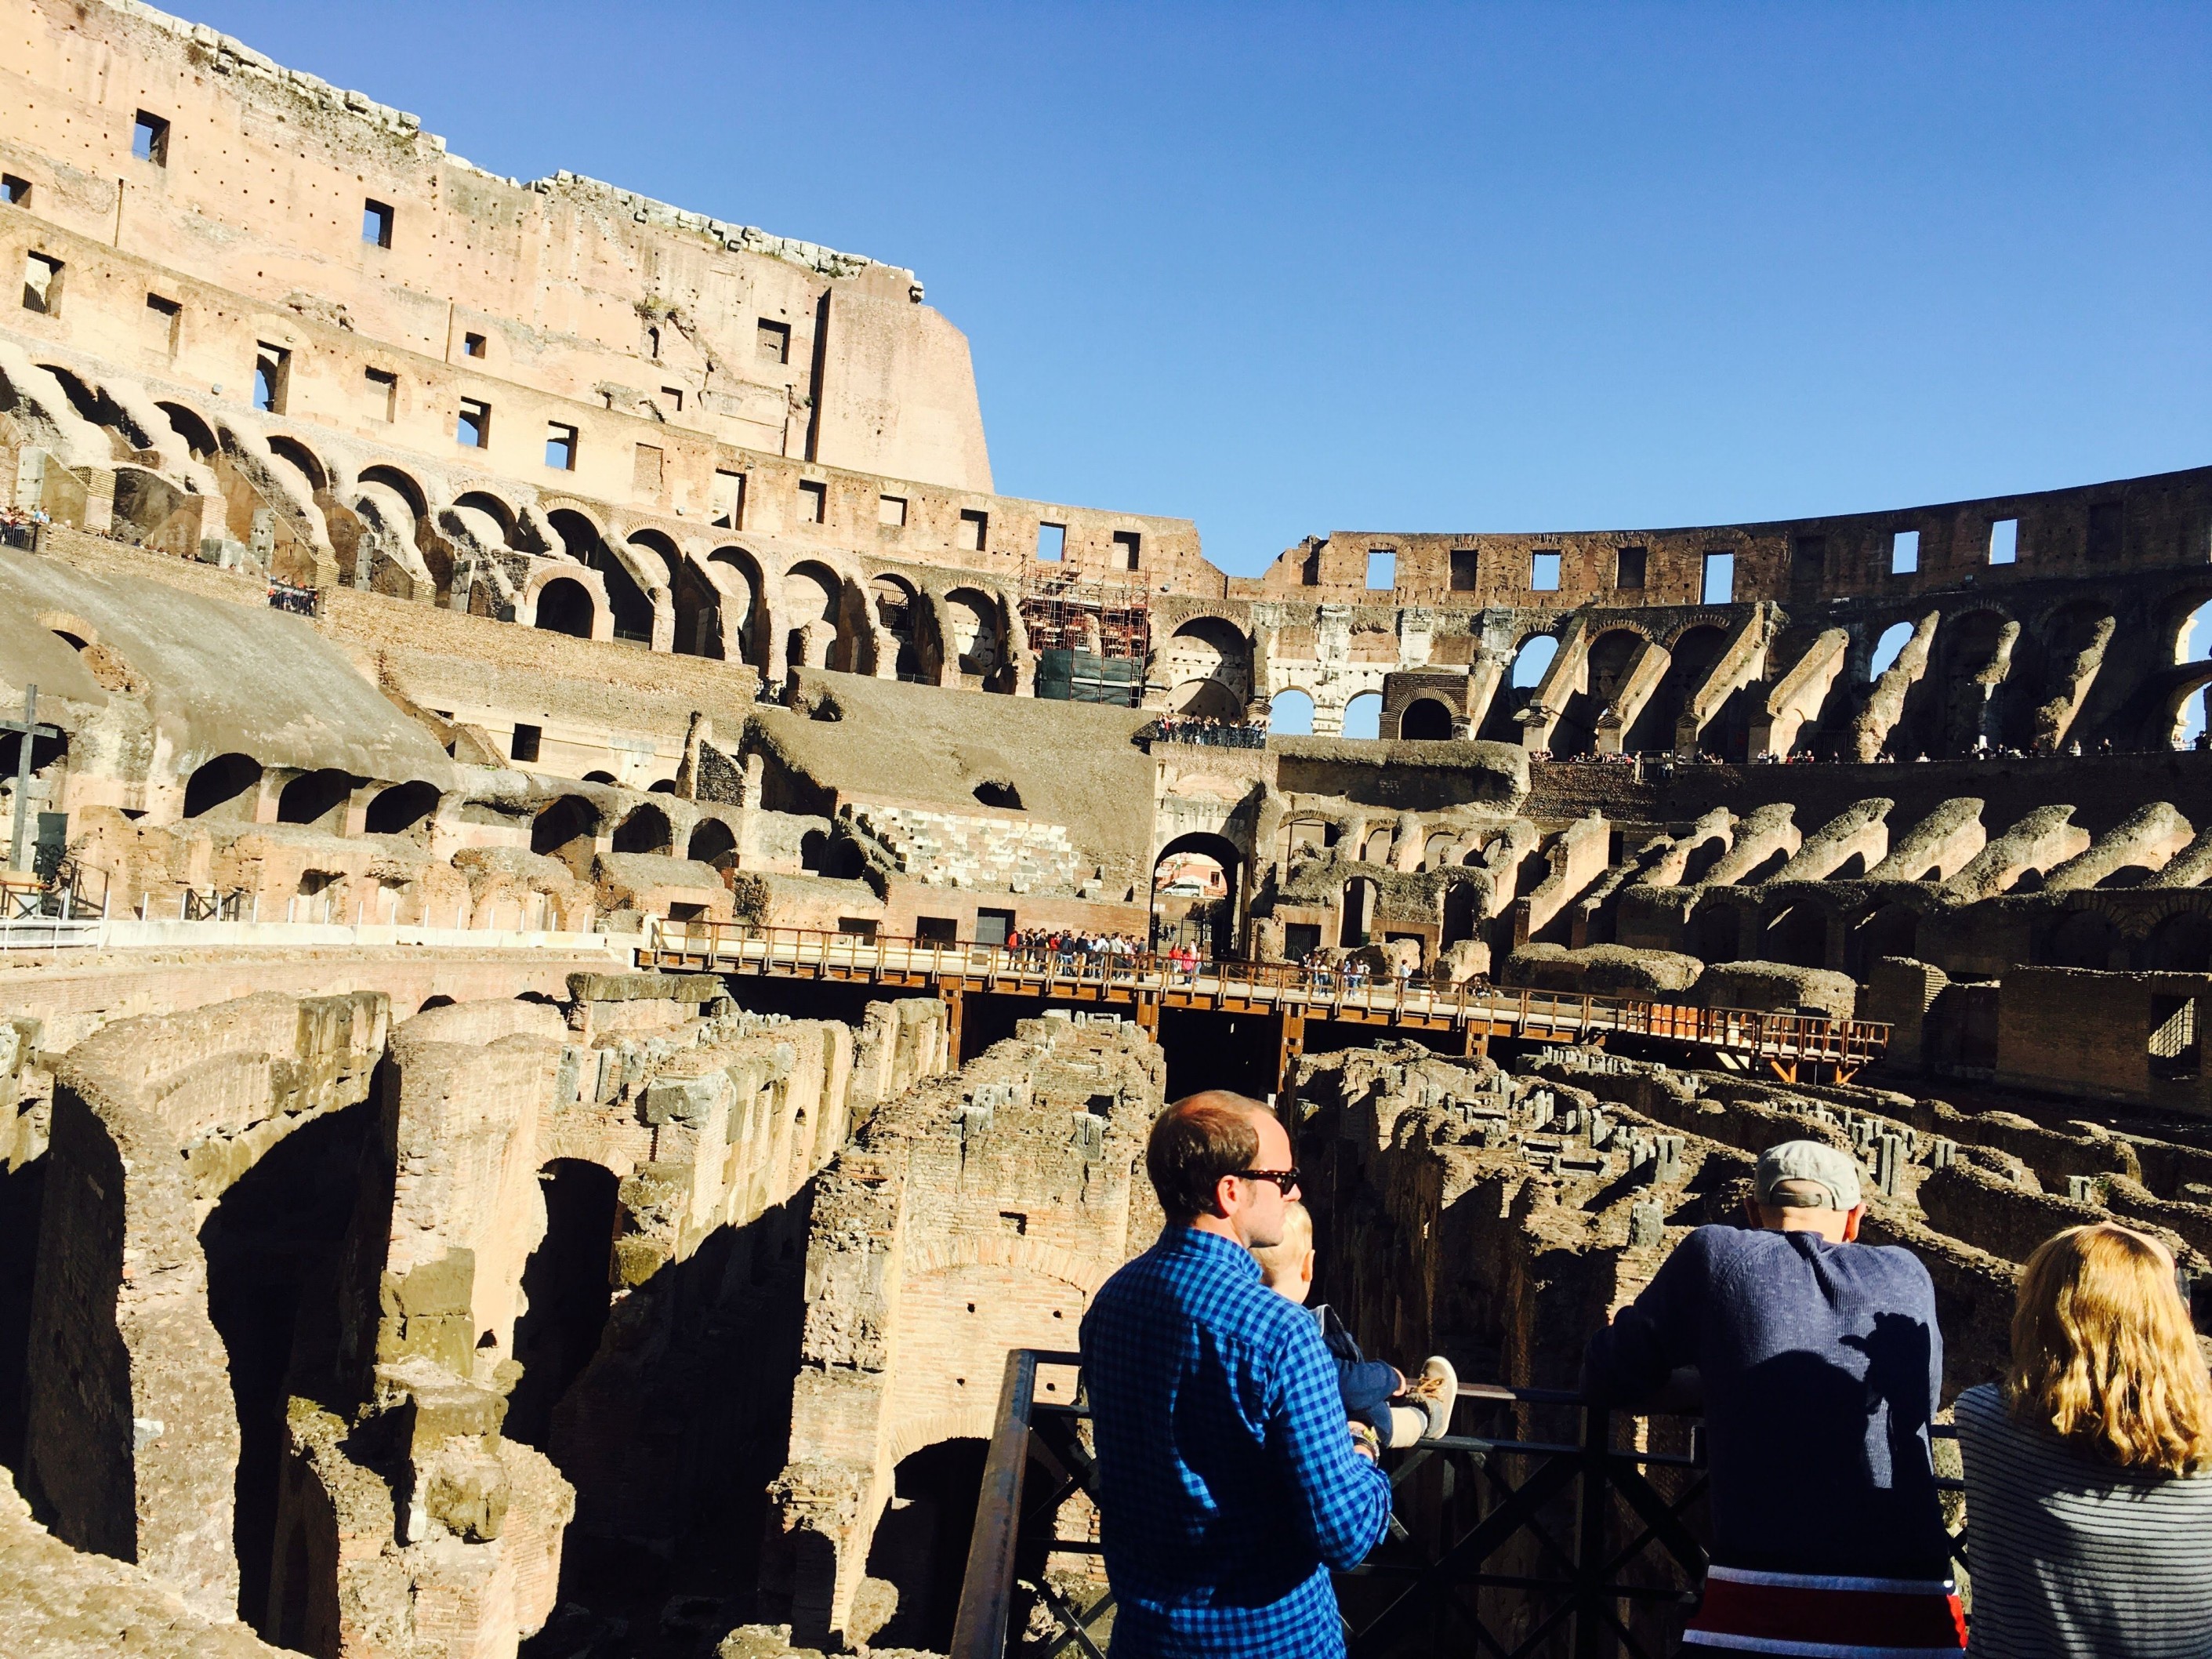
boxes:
[506,1160,619,1453]
[199,1102,371,1632]
[863,1439,991,1651]
[0,1156,45,1479]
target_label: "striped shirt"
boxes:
[1955,1381,2212,1658]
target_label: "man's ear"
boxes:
[1211,1174,1239,1220]
[1843,1203,1866,1243]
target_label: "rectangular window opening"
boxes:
[799,479,828,525]
[1891,529,1920,575]
[1988,517,2018,565]
[958,508,988,551]
[20,252,60,315]
[1702,550,1735,604]
[1615,545,1647,590]
[1449,548,1478,592]
[915,915,958,945]
[362,198,393,248]
[545,423,577,470]
[144,292,180,354]
[1530,550,1561,592]
[711,470,745,529]
[878,493,908,528]
[756,318,791,365]
[252,343,290,414]
[509,723,542,764]
[2152,994,2199,1081]
[659,385,684,414]
[1301,548,1322,586]
[364,367,397,423]
[131,111,170,166]
[1114,528,1142,572]
[836,917,879,938]
[1365,548,1397,590]
[632,442,664,495]
[455,396,491,448]
[462,331,486,360]
[2,175,29,205]
[1035,522,1066,562]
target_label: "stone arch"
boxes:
[784,561,848,673]
[1167,678,1245,719]
[183,753,263,820]
[1848,902,1920,976]
[687,818,737,865]
[868,572,922,679]
[611,804,673,855]
[1762,903,1831,970]
[532,575,599,638]
[357,464,430,521]
[2047,907,2122,970]
[276,769,357,830]
[2145,909,2212,972]
[551,510,652,642]
[451,488,518,545]
[670,550,725,660]
[531,795,600,859]
[1268,688,1315,735]
[157,400,220,462]
[1687,902,1742,964]
[1155,830,1243,958]
[1159,615,1253,710]
[709,546,769,668]
[1340,875,1378,946]
[941,586,1008,690]
[264,434,330,496]
[1441,879,1481,947]
[1398,697,1453,740]
[504,1159,619,1452]
[364,780,440,837]
[1341,689,1383,739]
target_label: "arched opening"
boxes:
[553,511,652,642]
[1166,678,1244,720]
[2145,911,2212,972]
[1361,826,1394,865]
[647,779,677,794]
[200,1101,372,1631]
[1688,905,1742,964]
[785,562,847,673]
[1160,617,1253,711]
[535,576,596,638]
[357,464,429,521]
[1340,876,1377,946]
[504,1159,619,1454]
[1341,691,1383,740]
[798,829,865,879]
[709,547,766,667]
[183,753,263,819]
[276,769,357,830]
[668,559,720,663]
[1268,688,1315,736]
[582,771,617,786]
[1763,905,1830,970]
[870,573,921,679]
[452,489,517,543]
[1849,903,1920,975]
[2047,909,2120,971]
[531,795,600,859]
[1441,880,1481,947]
[972,780,1022,811]
[157,400,219,462]
[861,1439,991,1651]
[1398,698,1452,740]
[1869,622,1915,681]
[1154,833,1241,958]
[364,780,440,837]
[1657,625,1731,756]
[611,804,673,855]
[687,819,737,865]
[0,1153,45,1481]
[941,588,1005,688]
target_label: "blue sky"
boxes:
[192,2,2211,577]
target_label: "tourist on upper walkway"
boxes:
[1582,1139,1964,1657]
[1956,1222,2212,1659]
[1081,1091,1392,1657]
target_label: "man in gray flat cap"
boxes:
[1583,1140,1963,1657]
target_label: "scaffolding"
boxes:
[1020,569,1151,706]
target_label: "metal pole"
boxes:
[8,685,38,873]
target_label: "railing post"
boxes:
[948,1348,1041,1659]
[1571,1403,1615,1659]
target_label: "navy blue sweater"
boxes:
[1583,1224,1953,1578]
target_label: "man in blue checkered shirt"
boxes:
[1081,1091,1393,1657]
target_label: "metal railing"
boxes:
[951,1350,1967,1659]
[644,920,1891,1069]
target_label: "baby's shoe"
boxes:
[1402,1356,1458,1439]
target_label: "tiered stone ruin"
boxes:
[3,2,2212,1656]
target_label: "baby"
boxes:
[1253,1200,1456,1449]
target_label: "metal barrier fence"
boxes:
[951,1350,1967,1659]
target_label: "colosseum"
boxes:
[1,3,2209,1656]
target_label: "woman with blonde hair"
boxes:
[1957,1222,2212,1657]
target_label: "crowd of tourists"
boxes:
[0,503,50,549]
[1079,1098,2212,1657]
[1148,713,1270,750]
[1003,928,1203,982]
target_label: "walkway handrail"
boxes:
[949,1349,1965,1659]
[647,919,1891,1066]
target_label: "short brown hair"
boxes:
[2008,1223,2212,1475]
[1147,1091,1267,1222]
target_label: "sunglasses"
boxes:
[1235,1167,1303,1191]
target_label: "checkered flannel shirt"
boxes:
[1079,1225,1393,1657]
